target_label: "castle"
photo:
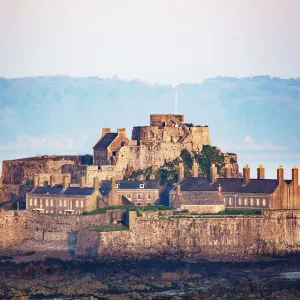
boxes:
[92,114,212,182]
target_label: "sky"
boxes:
[0,0,300,84]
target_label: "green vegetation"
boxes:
[83,205,173,216]
[216,209,262,215]
[86,224,129,232]
[193,145,225,178]
[124,145,234,185]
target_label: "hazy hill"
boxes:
[1,75,300,178]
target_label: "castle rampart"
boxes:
[75,210,300,258]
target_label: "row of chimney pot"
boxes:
[178,161,299,185]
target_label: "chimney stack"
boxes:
[117,128,126,137]
[50,175,55,187]
[277,165,284,183]
[33,175,39,188]
[224,164,231,178]
[178,162,184,182]
[80,176,85,188]
[292,165,298,186]
[192,159,199,177]
[210,164,218,183]
[257,164,265,179]
[102,128,111,137]
[176,184,181,195]
[93,177,99,192]
[243,164,250,185]
[63,175,70,189]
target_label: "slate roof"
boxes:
[31,186,94,196]
[99,180,160,196]
[93,133,118,149]
[177,177,279,194]
[240,179,278,194]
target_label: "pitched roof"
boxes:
[93,133,118,149]
[177,177,278,194]
[31,186,94,196]
[240,179,278,194]
[99,180,160,196]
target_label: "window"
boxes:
[137,194,141,200]
[81,201,84,208]
[244,198,247,206]
[148,194,151,200]
[256,198,260,206]
[40,200,43,209]
[229,197,232,205]
[34,198,37,206]
[46,199,49,206]
[250,198,254,206]
[59,200,62,207]
[137,203,141,206]
[139,184,145,189]
[50,199,53,206]
[30,198,32,205]
[50,210,53,214]
[238,198,241,205]
[64,199,67,207]
[127,194,131,199]
[76,200,79,208]
[59,210,62,214]
[45,210,48,214]
[147,203,151,206]
[262,199,266,206]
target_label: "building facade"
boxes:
[26,175,99,215]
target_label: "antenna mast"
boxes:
[175,89,178,114]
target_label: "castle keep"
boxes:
[91,114,211,182]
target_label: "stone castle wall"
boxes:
[0,156,79,203]
[2,155,79,185]
[0,211,108,250]
[0,211,30,249]
[75,210,300,258]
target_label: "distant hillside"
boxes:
[1,75,300,177]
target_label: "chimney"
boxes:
[117,128,126,137]
[63,175,70,189]
[224,164,231,178]
[33,175,39,188]
[93,177,99,192]
[292,165,298,186]
[178,162,184,182]
[257,164,265,179]
[102,128,111,137]
[110,177,119,206]
[210,164,218,183]
[176,184,181,195]
[50,175,55,187]
[192,159,199,177]
[243,164,250,185]
[80,176,85,188]
[277,165,284,183]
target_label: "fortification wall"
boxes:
[2,156,79,185]
[0,211,108,249]
[75,210,300,258]
[27,212,108,241]
[0,211,30,249]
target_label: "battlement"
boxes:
[150,114,184,127]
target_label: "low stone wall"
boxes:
[181,204,225,214]
[0,211,30,250]
[75,210,300,258]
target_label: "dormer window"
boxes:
[115,184,119,189]
[139,184,145,189]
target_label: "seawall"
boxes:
[75,210,300,258]
[0,210,108,250]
